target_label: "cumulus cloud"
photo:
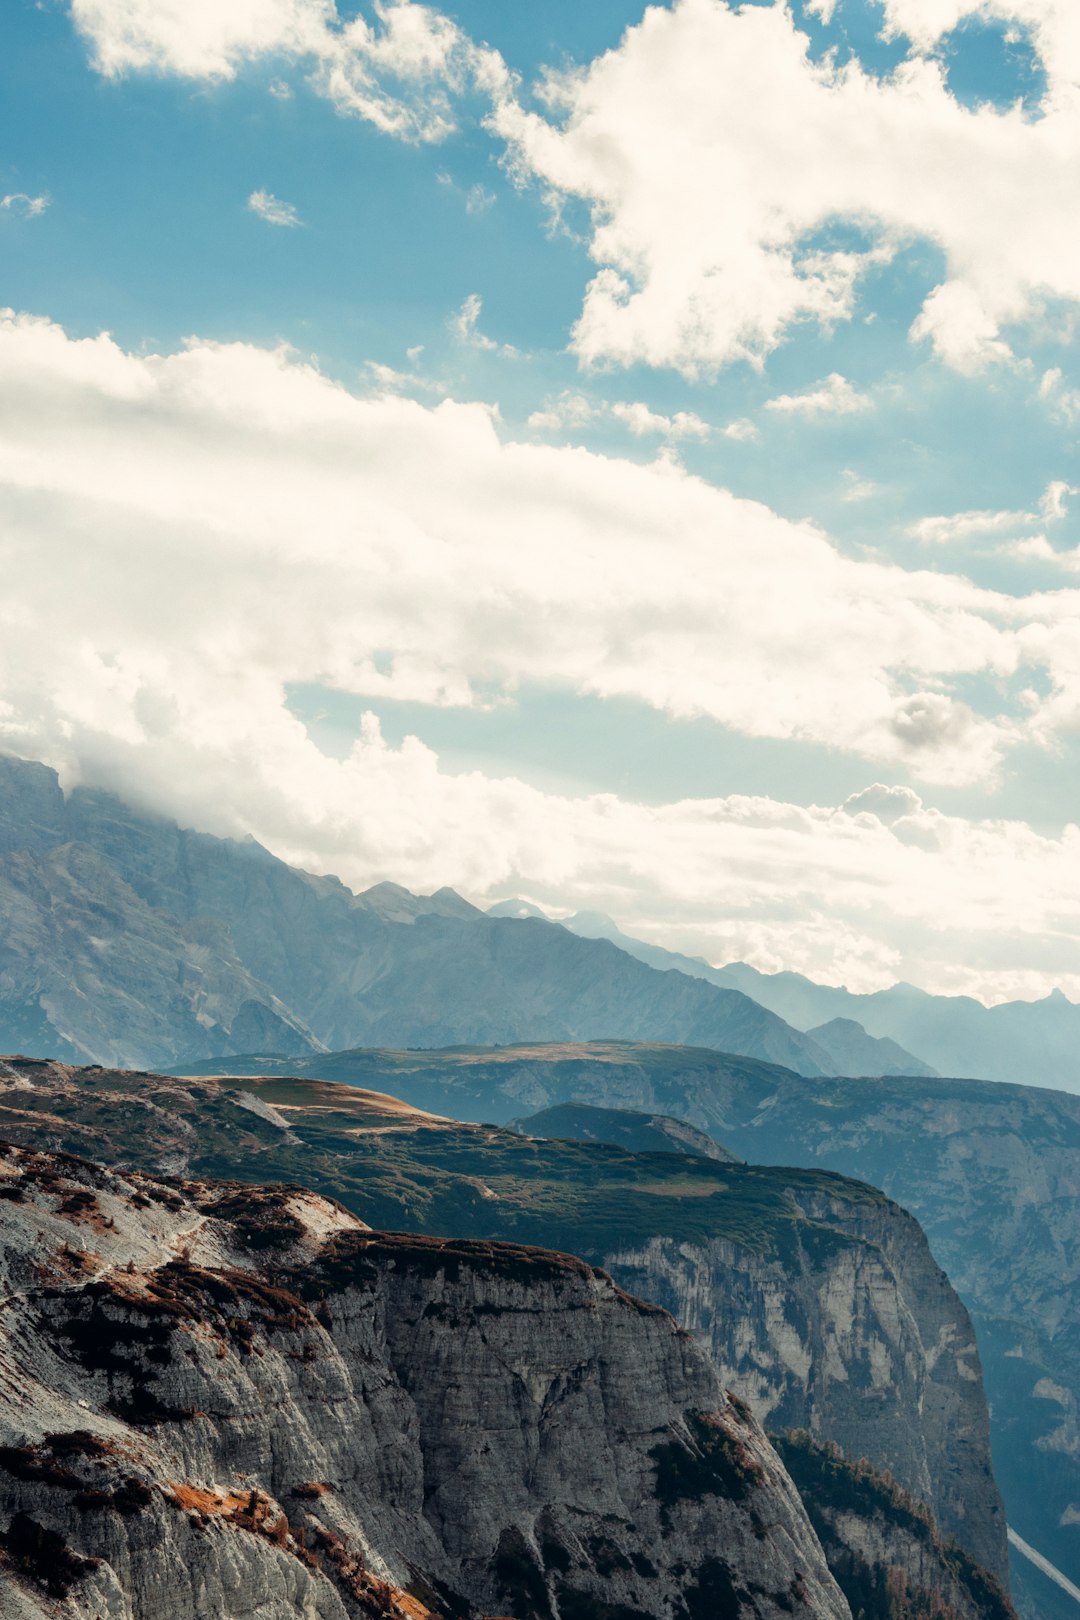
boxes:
[67,1,1080,374]
[1040,367,1080,421]
[247,188,301,226]
[765,373,871,417]
[1,192,48,217]
[490,0,1080,375]
[910,479,1076,543]
[2,311,1080,997]
[610,401,709,439]
[527,391,597,432]
[720,417,760,443]
[71,0,508,144]
[877,0,1080,97]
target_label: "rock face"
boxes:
[772,1433,1014,1620]
[0,753,836,1074]
[0,1058,1012,1611]
[602,1184,1005,1587]
[0,1143,849,1620]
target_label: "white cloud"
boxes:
[1,309,1079,790]
[489,0,1080,375]
[765,373,871,417]
[450,293,519,358]
[465,183,495,214]
[1,192,48,218]
[4,313,1080,996]
[363,359,446,397]
[910,479,1076,543]
[68,1,1080,373]
[527,391,598,431]
[841,468,881,502]
[527,392,708,440]
[1006,534,1080,571]
[720,417,760,443]
[610,401,710,439]
[71,0,509,144]
[1040,367,1080,421]
[877,1,1080,98]
[247,188,301,226]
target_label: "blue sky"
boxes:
[4,0,1080,999]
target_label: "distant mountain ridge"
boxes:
[546,906,938,1077]
[0,754,836,1074]
[717,959,1080,1091]
[499,897,1080,1093]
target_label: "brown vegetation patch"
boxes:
[0,1434,153,1515]
[0,1511,101,1598]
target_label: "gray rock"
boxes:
[0,1143,848,1620]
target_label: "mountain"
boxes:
[0,1140,852,1620]
[0,754,834,1075]
[0,1056,1014,1617]
[717,960,1080,1092]
[551,907,937,1077]
[804,1017,936,1077]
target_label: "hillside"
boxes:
[506,1101,740,1161]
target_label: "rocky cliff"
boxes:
[603,1188,1003,1586]
[0,1058,1012,1613]
[0,1142,849,1620]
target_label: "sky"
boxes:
[3,0,1080,1002]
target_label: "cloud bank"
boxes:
[2,310,1080,996]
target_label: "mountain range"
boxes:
[0,755,852,1075]
[503,899,1080,1093]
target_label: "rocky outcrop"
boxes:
[0,1143,850,1620]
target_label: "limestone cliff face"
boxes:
[604,1185,1006,1587]
[772,1434,1014,1620]
[0,1144,849,1620]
